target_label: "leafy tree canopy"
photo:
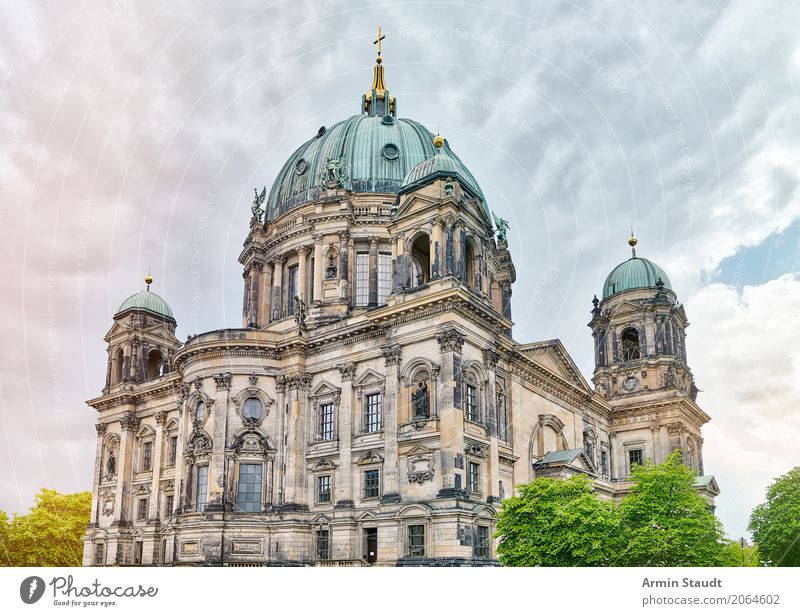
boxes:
[748,466,800,567]
[0,489,91,567]
[495,475,620,566]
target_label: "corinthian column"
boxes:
[368,236,379,307]
[271,256,284,321]
[297,246,309,301]
[313,234,324,303]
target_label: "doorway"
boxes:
[364,528,378,564]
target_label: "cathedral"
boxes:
[83,34,718,567]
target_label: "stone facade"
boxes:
[83,55,717,567]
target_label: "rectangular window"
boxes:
[466,385,479,422]
[316,530,330,560]
[317,475,331,503]
[407,524,425,557]
[237,463,263,512]
[168,436,178,466]
[319,403,334,441]
[378,252,392,304]
[137,497,148,520]
[475,525,490,558]
[165,494,174,518]
[363,469,380,499]
[601,450,608,477]
[196,466,208,512]
[286,265,298,315]
[365,393,382,432]
[142,441,153,471]
[628,448,643,471]
[468,462,480,493]
[161,539,168,564]
[94,543,104,566]
[355,252,369,306]
[133,541,143,565]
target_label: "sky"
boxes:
[1,0,798,540]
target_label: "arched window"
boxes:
[195,401,206,423]
[112,347,124,385]
[410,235,430,287]
[146,349,165,380]
[463,370,482,424]
[621,328,641,361]
[464,238,480,289]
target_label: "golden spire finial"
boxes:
[628,229,638,257]
[433,132,444,149]
[374,25,386,62]
[145,274,153,290]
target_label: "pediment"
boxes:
[606,300,643,318]
[353,369,384,389]
[394,192,440,219]
[517,340,591,392]
[402,443,436,457]
[309,379,341,399]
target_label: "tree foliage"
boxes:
[0,489,92,567]
[496,451,729,566]
[495,475,620,566]
[614,451,726,566]
[720,539,761,567]
[748,466,800,567]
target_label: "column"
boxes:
[445,220,455,276]
[283,374,310,507]
[274,376,287,506]
[175,392,191,513]
[90,423,107,526]
[381,345,402,501]
[368,236,379,307]
[435,329,467,498]
[297,246,309,301]
[271,256,284,321]
[206,373,231,512]
[431,219,444,279]
[248,263,262,328]
[484,351,501,502]
[313,234,324,303]
[241,269,250,327]
[260,262,273,325]
[149,411,167,519]
[335,364,355,509]
[338,230,350,301]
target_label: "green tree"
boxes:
[748,466,800,566]
[614,451,726,566]
[0,489,92,567]
[720,539,760,567]
[495,475,620,566]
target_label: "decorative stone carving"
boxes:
[275,374,286,393]
[357,450,383,465]
[437,328,466,354]
[666,422,683,437]
[155,411,168,425]
[663,366,677,388]
[193,378,203,391]
[285,371,312,390]
[249,372,259,386]
[95,423,107,435]
[186,432,212,457]
[407,453,435,484]
[412,381,429,418]
[229,430,272,456]
[337,363,356,382]
[464,441,488,458]
[483,348,500,370]
[120,412,140,433]
[213,372,233,391]
[381,344,402,366]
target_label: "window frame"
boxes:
[377,252,392,304]
[141,441,153,472]
[364,392,382,433]
[316,529,330,561]
[195,465,209,513]
[407,524,426,558]
[164,493,174,518]
[286,264,299,315]
[136,497,148,521]
[467,461,481,494]
[465,382,480,423]
[475,525,490,558]
[236,461,264,513]
[317,474,332,504]
[319,402,335,441]
[94,542,105,566]
[355,251,370,307]
[362,467,381,500]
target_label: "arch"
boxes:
[112,346,125,385]
[462,363,486,424]
[408,232,431,287]
[396,502,434,519]
[145,349,166,380]
[529,414,569,468]
[464,235,480,289]
[400,357,440,422]
[621,327,641,361]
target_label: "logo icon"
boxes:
[20,576,45,604]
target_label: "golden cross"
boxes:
[374,25,386,56]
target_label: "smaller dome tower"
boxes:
[589,236,696,401]
[103,275,180,392]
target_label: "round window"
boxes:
[382,143,400,161]
[242,397,264,420]
[295,158,307,175]
[381,114,395,125]
[195,401,205,422]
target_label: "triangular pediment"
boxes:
[606,299,643,318]
[517,340,591,392]
[352,369,384,389]
[309,379,341,399]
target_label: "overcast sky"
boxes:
[1,1,798,540]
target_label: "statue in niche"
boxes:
[106,451,116,475]
[325,251,337,279]
[294,295,307,331]
[412,381,429,418]
[499,480,505,500]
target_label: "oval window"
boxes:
[382,143,400,161]
[295,158,307,175]
[195,401,205,422]
[242,397,264,420]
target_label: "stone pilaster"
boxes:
[335,364,355,509]
[206,372,232,511]
[368,236,379,307]
[381,344,402,502]
[313,234,324,303]
[435,328,467,498]
[271,256,284,321]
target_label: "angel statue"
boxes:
[251,187,266,223]
[492,213,510,244]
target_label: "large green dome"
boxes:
[602,256,672,299]
[116,289,175,321]
[266,114,480,219]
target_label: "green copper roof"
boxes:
[602,256,672,299]
[399,148,487,207]
[267,114,473,219]
[116,290,174,320]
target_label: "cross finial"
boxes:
[374,25,385,57]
